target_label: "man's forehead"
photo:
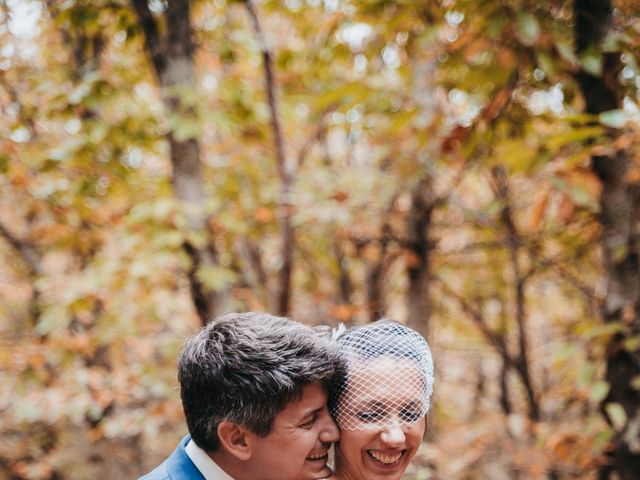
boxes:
[278,383,328,416]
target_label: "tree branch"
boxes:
[296,105,336,169]
[0,222,41,276]
[0,221,43,326]
[435,276,512,365]
[491,166,540,421]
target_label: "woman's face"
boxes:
[334,356,427,480]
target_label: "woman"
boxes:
[327,320,434,480]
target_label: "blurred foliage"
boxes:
[0,0,639,478]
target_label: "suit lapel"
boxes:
[166,436,206,480]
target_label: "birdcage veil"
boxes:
[330,320,434,431]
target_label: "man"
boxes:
[140,312,341,480]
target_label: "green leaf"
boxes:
[569,185,599,211]
[0,154,9,173]
[536,51,557,78]
[605,403,627,431]
[69,82,92,105]
[545,126,604,151]
[36,305,71,335]
[89,123,109,144]
[492,138,538,173]
[151,230,184,250]
[555,39,578,64]
[197,266,238,291]
[580,48,603,76]
[48,135,89,162]
[169,115,202,142]
[590,380,610,402]
[594,428,614,452]
[623,335,640,352]
[516,12,540,46]
[599,109,628,129]
[612,243,628,262]
[583,322,624,341]
[577,362,595,389]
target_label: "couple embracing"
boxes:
[140,312,434,480]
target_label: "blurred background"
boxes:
[1,0,639,478]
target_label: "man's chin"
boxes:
[305,461,332,479]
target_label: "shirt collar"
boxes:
[185,439,236,480]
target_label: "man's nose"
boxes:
[380,420,406,447]
[318,410,340,443]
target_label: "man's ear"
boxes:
[216,421,252,461]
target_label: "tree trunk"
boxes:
[406,177,435,339]
[131,0,220,324]
[334,242,353,305]
[244,0,295,316]
[405,51,440,339]
[574,1,640,477]
[365,240,386,323]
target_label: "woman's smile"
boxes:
[367,449,404,465]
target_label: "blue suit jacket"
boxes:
[139,435,205,480]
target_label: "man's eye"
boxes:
[300,417,316,429]
[399,410,422,422]
[356,411,384,422]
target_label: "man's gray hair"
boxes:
[179,312,341,452]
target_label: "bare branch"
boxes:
[0,222,41,276]
[491,166,540,421]
[0,70,38,137]
[237,238,269,293]
[435,276,513,365]
[296,105,336,169]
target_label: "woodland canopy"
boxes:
[1,0,639,478]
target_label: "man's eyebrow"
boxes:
[301,406,324,418]
[295,407,323,424]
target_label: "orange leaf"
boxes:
[28,352,45,369]
[330,304,358,322]
[481,87,512,121]
[557,194,575,224]
[624,168,640,184]
[332,191,349,203]
[441,125,471,153]
[528,192,549,231]
[254,206,274,223]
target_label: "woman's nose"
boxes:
[380,421,406,446]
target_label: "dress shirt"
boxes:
[185,439,235,480]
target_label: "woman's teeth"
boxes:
[368,450,403,464]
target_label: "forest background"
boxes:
[1,0,639,478]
